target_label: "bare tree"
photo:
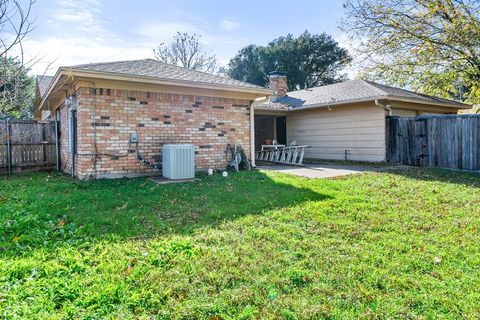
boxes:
[0,0,35,119]
[153,32,218,74]
[0,0,35,58]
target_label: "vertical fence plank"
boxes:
[387,115,480,171]
[1,120,57,174]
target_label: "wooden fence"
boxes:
[386,115,480,170]
[0,120,58,174]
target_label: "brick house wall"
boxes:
[63,86,251,179]
[56,102,73,175]
[254,115,275,151]
[48,102,73,176]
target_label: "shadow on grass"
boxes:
[383,166,480,188]
[0,170,329,256]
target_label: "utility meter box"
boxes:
[162,144,195,180]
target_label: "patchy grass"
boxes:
[0,168,479,319]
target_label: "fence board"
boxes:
[387,115,480,171]
[0,120,57,174]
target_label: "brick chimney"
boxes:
[269,71,287,101]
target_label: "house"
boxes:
[35,59,470,179]
[35,59,270,179]
[254,72,470,162]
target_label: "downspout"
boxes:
[375,99,392,116]
[92,84,98,179]
[249,102,256,167]
[70,109,77,178]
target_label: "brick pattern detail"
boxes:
[68,87,251,179]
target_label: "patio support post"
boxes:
[273,116,277,141]
[250,103,255,167]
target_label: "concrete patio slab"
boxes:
[150,176,200,184]
[257,163,388,179]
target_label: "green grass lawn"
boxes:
[1,168,479,319]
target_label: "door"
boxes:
[276,116,287,145]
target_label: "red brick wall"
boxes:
[72,86,251,179]
[254,115,275,151]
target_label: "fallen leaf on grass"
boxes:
[115,203,128,211]
[124,265,133,275]
[124,257,138,275]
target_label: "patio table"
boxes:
[261,144,285,151]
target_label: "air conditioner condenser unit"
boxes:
[162,144,195,180]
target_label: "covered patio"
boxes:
[254,112,287,151]
[252,109,310,166]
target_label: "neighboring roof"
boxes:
[35,75,54,98]
[66,59,266,91]
[256,79,470,110]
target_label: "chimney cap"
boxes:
[269,71,287,77]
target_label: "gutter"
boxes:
[260,95,470,113]
[374,99,392,115]
[284,96,388,112]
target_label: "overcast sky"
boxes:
[23,0,349,75]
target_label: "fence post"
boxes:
[6,119,12,175]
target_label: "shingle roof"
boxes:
[365,81,468,107]
[256,79,469,110]
[66,59,267,91]
[35,75,54,98]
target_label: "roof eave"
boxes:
[38,68,64,112]
[62,67,272,95]
[284,95,470,112]
[255,107,290,112]
[385,95,471,109]
[38,68,272,112]
[287,96,388,112]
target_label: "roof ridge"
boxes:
[67,58,152,69]
[66,58,265,89]
[358,79,390,96]
[287,79,362,95]
[144,58,250,84]
[363,79,412,95]
[56,58,270,91]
